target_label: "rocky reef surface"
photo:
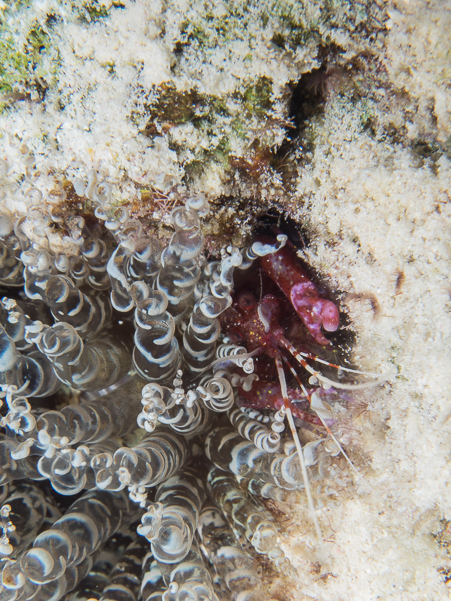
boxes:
[0,1,450,600]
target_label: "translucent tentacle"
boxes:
[0,296,52,353]
[138,375,232,437]
[80,237,111,291]
[0,483,47,558]
[205,426,309,492]
[139,382,208,436]
[206,467,277,556]
[239,234,287,270]
[198,502,263,600]
[196,376,235,413]
[246,479,303,504]
[207,468,297,579]
[44,274,111,339]
[128,237,162,285]
[213,344,256,374]
[91,430,187,494]
[133,289,181,385]
[228,407,281,453]
[0,207,24,287]
[21,248,56,301]
[63,214,112,291]
[0,431,43,485]
[138,467,205,564]
[157,201,206,322]
[98,535,148,601]
[208,246,243,303]
[157,260,200,323]
[162,205,204,264]
[141,552,165,601]
[66,552,112,601]
[107,234,162,312]
[0,379,148,494]
[181,296,225,374]
[0,326,60,397]
[0,488,138,601]
[107,244,135,312]
[0,298,29,351]
[161,543,219,601]
[48,378,144,446]
[27,321,131,392]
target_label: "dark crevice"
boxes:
[283,44,346,143]
[271,58,346,169]
[287,65,330,141]
[253,209,311,250]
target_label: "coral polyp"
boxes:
[0,167,385,601]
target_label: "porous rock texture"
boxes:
[0,0,450,599]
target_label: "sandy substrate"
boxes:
[279,92,451,601]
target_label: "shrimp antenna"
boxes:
[281,355,364,482]
[258,267,263,303]
[275,356,325,554]
[293,350,387,378]
[277,336,389,391]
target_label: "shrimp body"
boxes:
[259,238,339,345]
[220,238,389,549]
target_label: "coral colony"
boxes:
[0,166,385,601]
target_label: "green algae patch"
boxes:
[242,77,272,119]
[141,77,280,182]
[0,6,60,103]
[0,0,128,104]
[0,31,30,95]
[141,84,223,134]
[77,0,125,23]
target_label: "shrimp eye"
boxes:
[237,292,257,313]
